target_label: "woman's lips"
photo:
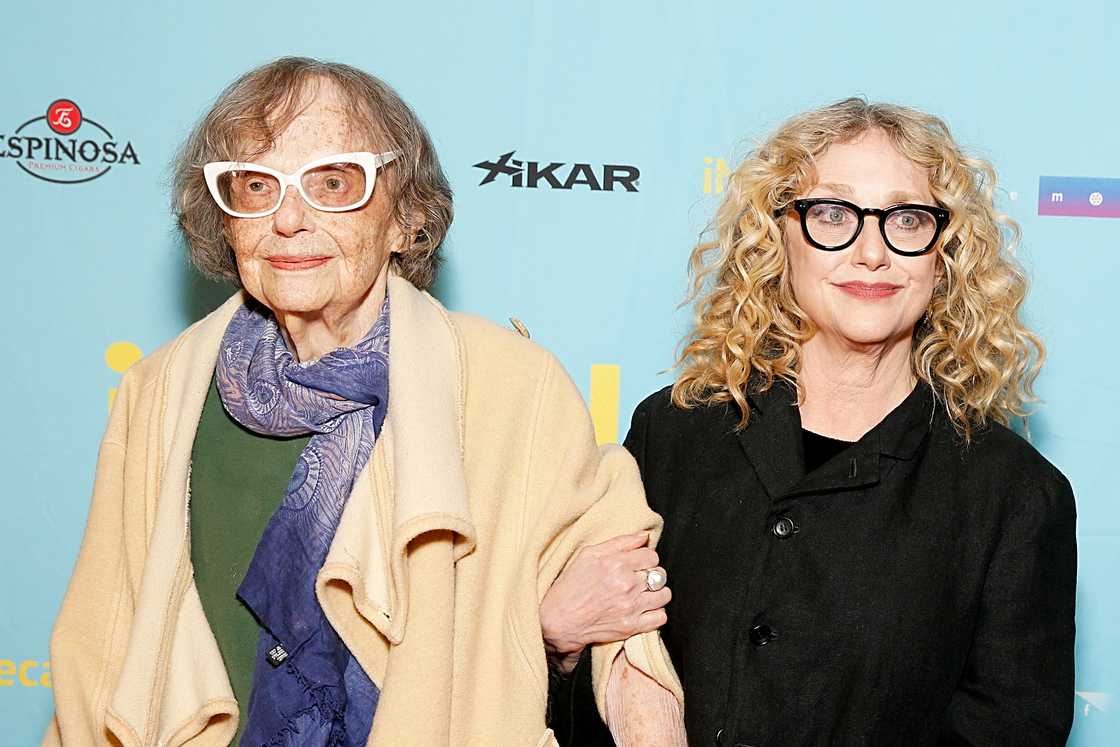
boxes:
[265,255,332,271]
[833,281,904,299]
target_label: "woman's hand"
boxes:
[540,532,671,674]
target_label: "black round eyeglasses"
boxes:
[777,198,951,257]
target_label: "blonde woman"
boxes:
[544,98,1076,745]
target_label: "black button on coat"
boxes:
[550,381,1077,746]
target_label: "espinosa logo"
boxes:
[1,98,140,184]
[473,150,639,192]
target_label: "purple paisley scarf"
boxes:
[215,297,389,747]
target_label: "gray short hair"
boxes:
[172,56,453,289]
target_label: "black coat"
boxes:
[551,381,1077,746]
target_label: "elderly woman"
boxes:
[546,98,1077,745]
[42,57,684,746]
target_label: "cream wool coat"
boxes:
[42,275,683,747]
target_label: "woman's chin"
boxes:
[828,321,913,349]
[252,284,333,317]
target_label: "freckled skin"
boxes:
[606,651,687,745]
[226,80,408,361]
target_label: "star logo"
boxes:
[472,150,523,185]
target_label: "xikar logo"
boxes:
[1,98,140,184]
[472,150,639,192]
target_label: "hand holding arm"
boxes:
[540,532,670,674]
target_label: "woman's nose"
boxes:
[850,217,890,271]
[272,188,314,237]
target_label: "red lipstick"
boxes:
[265,255,332,271]
[834,281,903,299]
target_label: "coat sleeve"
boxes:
[547,396,663,746]
[526,355,684,728]
[940,466,1077,745]
[41,372,145,746]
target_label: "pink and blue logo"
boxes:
[1038,176,1119,218]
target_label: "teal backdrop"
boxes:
[1,1,1116,743]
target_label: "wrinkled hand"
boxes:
[540,532,671,674]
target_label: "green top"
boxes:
[190,376,311,743]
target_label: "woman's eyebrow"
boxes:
[808,182,855,196]
[884,190,928,204]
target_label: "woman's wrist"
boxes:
[540,592,588,674]
[544,636,586,675]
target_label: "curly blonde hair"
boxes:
[673,98,1043,439]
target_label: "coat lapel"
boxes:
[735,378,937,505]
[318,274,477,646]
[107,291,248,747]
[317,276,477,746]
[783,382,936,499]
[735,379,806,500]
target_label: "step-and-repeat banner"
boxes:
[2,1,1116,743]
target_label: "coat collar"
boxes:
[737,376,936,502]
[322,273,477,645]
[106,273,475,746]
